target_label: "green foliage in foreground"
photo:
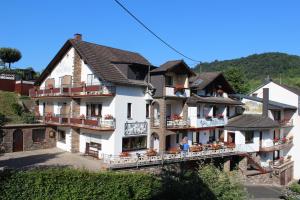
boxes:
[0,165,248,200]
[0,168,160,200]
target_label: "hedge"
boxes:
[0,168,161,200]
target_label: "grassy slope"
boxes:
[0,91,23,123]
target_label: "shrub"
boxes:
[289,182,300,194]
[11,103,23,116]
[0,168,161,200]
[198,164,248,200]
[21,112,36,124]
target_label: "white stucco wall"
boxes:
[113,85,149,155]
[56,128,72,152]
[252,81,300,178]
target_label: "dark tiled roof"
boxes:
[151,60,196,76]
[225,114,280,131]
[187,94,243,106]
[189,72,221,89]
[279,83,300,96]
[230,94,297,110]
[36,39,152,86]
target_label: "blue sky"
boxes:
[1,0,300,71]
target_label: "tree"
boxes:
[0,48,22,69]
[224,67,250,94]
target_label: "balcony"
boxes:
[278,119,293,127]
[43,114,115,131]
[189,116,226,128]
[166,119,190,129]
[29,84,116,98]
[165,86,190,98]
[259,138,293,152]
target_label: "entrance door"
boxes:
[166,135,171,150]
[227,132,235,143]
[13,129,23,152]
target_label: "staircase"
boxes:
[240,153,271,175]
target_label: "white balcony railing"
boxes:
[189,117,227,128]
[165,86,190,98]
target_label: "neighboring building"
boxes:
[248,81,300,180]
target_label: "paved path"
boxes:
[245,184,283,200]
[0,148,105,171]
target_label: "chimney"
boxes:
[74,33,82,41]
[262,88,269,118]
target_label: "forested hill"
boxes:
[193,52,300,91]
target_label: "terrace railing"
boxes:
[29,84,116,98]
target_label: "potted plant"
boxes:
[174,84,185,94]
[119,151,130,157]
[273,137,279,144]
[281,137,287,143]
[104,114,113,120]
[146,148,157,156]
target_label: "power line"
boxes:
[113,0,201,63]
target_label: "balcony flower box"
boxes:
[273,137,279,144]
[167,147,180,154]
[104,114,113,120]
[190,145,202,152]
[171,114,182,121]
[146,148,157,156]
[174,84,185,94]
[84,119,98,126]
[86,85,100,92]
[119,151,130,157]
[205,115,212,120]
[70,118,82,125]
[281,137,287,144]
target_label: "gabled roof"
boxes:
[230,94,297,110]
[250,79,300,96]
[189,72,235,94]
[187,94,243,106]
[151,60,196,76]
[225,114,280,131]
[35,39,152,86]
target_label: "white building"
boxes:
[250,81,300,179]
[30,34,154,157]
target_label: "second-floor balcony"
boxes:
[278,119,293,127]
[165,85,190,98]
[189,116,227,128]
[42,114,115,131]
[259,137,293,152]
[29,84,116,98]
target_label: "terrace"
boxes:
[41,114,115,131]
[29,84,115,98]
[103,143,246,169]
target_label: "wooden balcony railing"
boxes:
[259,138,293,152]
[29,84,116,98]
[42,114,115,131]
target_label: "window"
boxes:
[58,130,66,143]
[146,104,150,118]
[273,111,281,121]
[86,103,102,118]
[0,130,4,144]
[165,76,173,86]
[122,136,147,151]
[245,131,254,144]
[193,132,200,144]
[32,129,45,143]
[127,103,132,119]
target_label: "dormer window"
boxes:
[165,76,173,86]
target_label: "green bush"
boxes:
[21,112,36,124]
[198,164,248,200]
[289,182,300,194]
[0,168,161,200]
[11,103,23,116]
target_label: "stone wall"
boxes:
[0,125,56,153]
[72,50,82,85]
[71,128,80,153]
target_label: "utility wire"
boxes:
[114,0,201,63]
